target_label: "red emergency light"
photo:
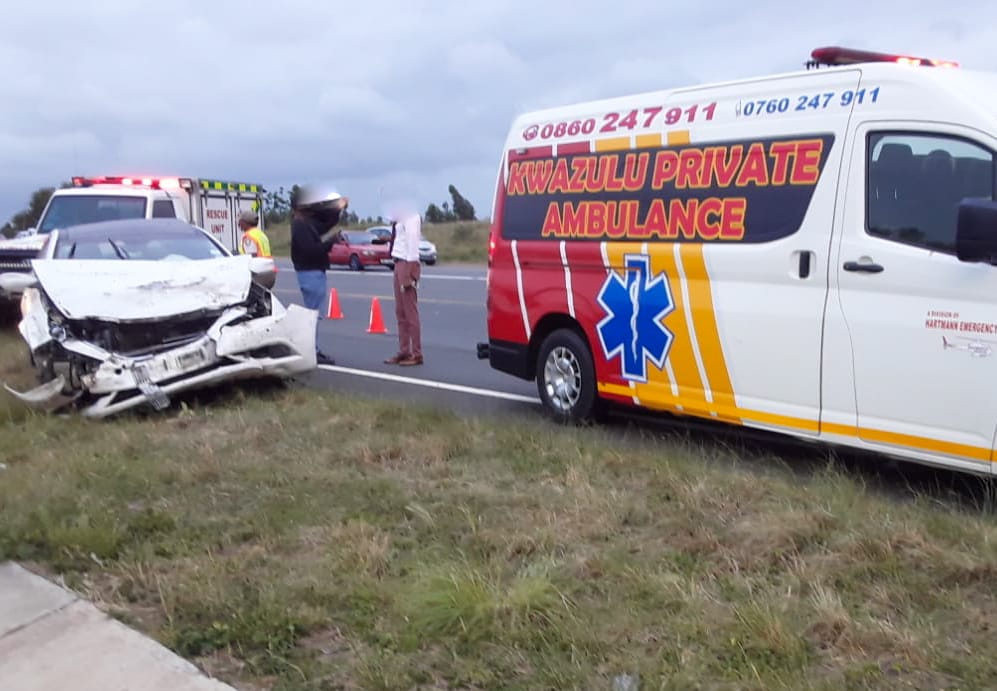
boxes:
[808,46,959,69]
[71,175,193,190]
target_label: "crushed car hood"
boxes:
[30,256,254,321]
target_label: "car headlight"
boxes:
[20,287,37,318]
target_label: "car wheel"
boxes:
[349,254,363,271]
[426,259,436,266]
[536,328,602,424]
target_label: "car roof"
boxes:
[55,218,207,240]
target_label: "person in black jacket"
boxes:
[290,184,349,365]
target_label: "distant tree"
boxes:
[440,201,457,222]
[424,203,445,223]
[448,184,476,221]
[263,185,291,224]
[2,183,69,237]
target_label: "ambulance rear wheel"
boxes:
[536,328,600,423]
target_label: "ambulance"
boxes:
[46,175,264,252]
[0,175,266,308]
[477,46,997,476]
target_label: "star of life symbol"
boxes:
[596,254,676,383]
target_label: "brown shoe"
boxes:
[384,353,410,364]
[398,355,423,366]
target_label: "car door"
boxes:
[328,234,347,265]
[832,123,997,472]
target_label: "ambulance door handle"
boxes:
[798,251,812,279]
[843,260,884,273]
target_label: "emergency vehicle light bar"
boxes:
[807,46,959,69]
[71,176,194,190]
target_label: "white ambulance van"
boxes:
[479,46,997,476]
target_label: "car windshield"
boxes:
[38,195,148,233]
[344,231,376,244]
[53,225,227,261]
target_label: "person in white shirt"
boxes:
[384,208,423,366]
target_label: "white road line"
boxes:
[317,365,542,404]
[281,271,484,282]
[273,288,480,307]
[421,275,485,281]
[338,273,483,281]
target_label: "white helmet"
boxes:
[294,183,342,209]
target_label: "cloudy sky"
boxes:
[2,0,995,224]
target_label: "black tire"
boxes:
[535,328,601,423]
[349,254,363,271]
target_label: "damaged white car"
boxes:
[0,218,317,418]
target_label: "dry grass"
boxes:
[266,220,490,264]
[2,329,997,690]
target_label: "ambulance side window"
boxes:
[866,132,995,254]
[152,200,176,218]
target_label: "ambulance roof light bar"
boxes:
[71,176,193,190]
[807,46,959,70]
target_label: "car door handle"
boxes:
[843,260,884,273]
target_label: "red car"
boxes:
[328,230,393,271]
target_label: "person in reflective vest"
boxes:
[238,211,272,258]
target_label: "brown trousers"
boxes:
[392,259,422,358]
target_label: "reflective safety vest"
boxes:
[239,227,272,258]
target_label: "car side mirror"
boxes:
[247,257,276,290]
[956,198,997,264]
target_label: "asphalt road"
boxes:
[271,258,541,418]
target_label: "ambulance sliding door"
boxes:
[677,71,859,435]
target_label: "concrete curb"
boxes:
[0,562,236,691]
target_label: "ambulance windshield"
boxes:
[38,195,148,234]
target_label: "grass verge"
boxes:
[267,220,490,265]
[2,329,997,690]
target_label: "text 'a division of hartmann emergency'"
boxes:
[926,311,997,335]
[505,135,832,242]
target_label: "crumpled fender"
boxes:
[216,303,317,370]
[4,375,81,411]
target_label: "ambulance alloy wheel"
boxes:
[536,328,600,423]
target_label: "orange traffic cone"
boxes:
[326,288,343,319]
[367,297,388,334]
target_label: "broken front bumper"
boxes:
[5,302,317,418]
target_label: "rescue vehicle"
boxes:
[478,46,997,476]
[0,175,265,304]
